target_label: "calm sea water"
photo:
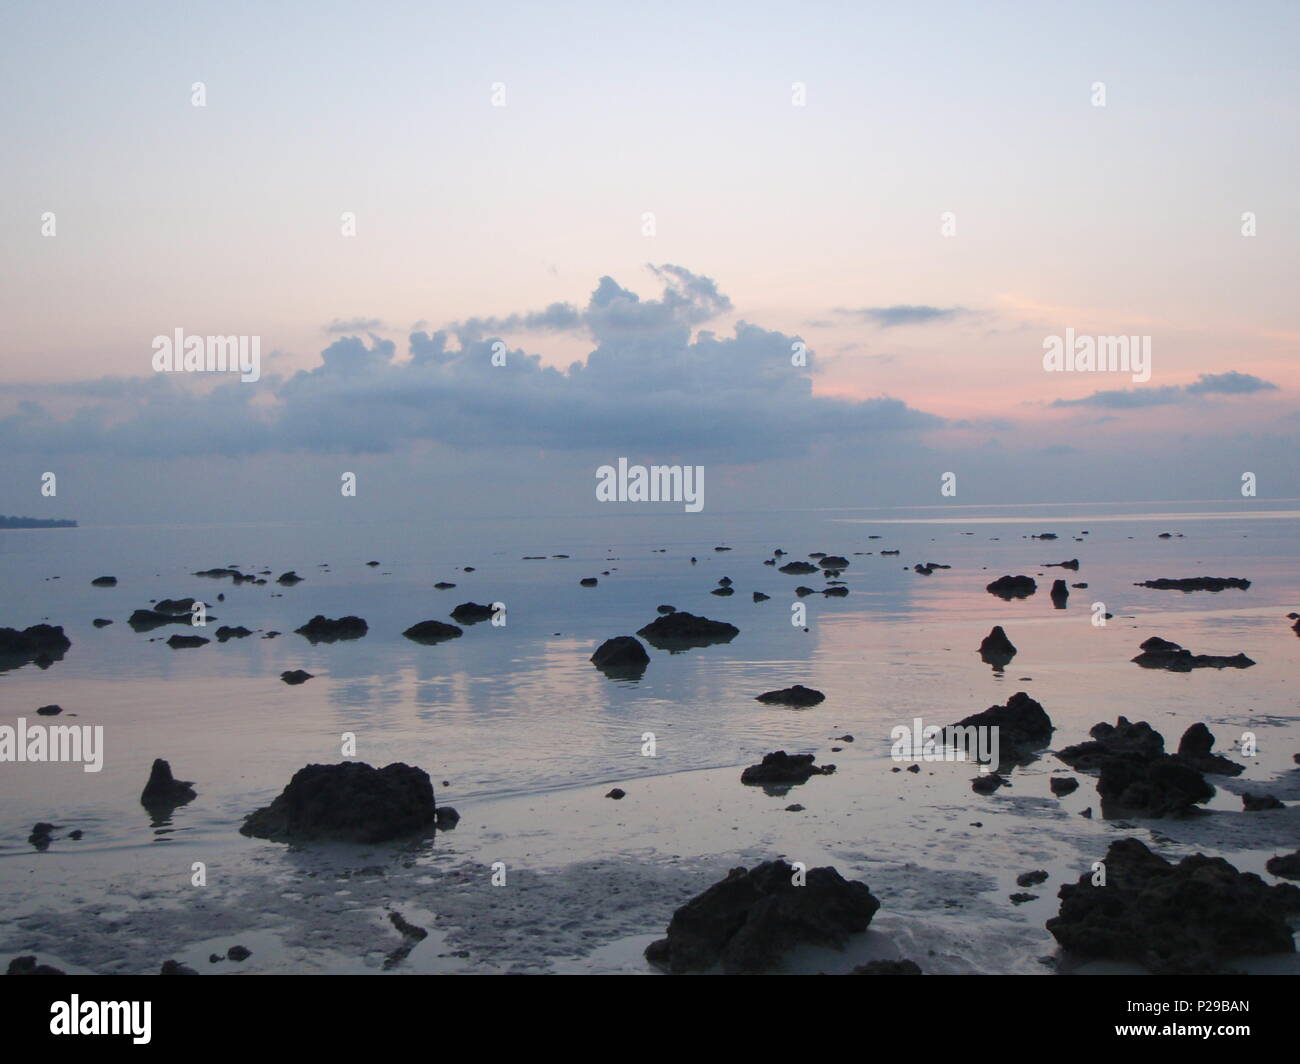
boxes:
[1,500,1297,858]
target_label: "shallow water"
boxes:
[1,501,1297,973]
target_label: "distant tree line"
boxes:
[0,514,77,528]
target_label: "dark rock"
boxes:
[972,773,1008,795]
[590,636,649,673]
[1057,717,1165,771]
[0,624,71,669]
[1097,754,1214,817]
[1242,793,1285,811]
[741,751,835,786]
[1135,577,1250,592]
[606,788,626,800]
[1050,579,1069,605]
[160,960,197,975]
[580,577,598,587]
[141,759,196,809]
[276,571,303,586]
[35,704,62,716]
[1131,637,1254,671]
[710,586,733,596]
[822,586,849,598]
[166,634,209,649]
[226,945,251,962]
[656,605,676,614]
[403,620,464,644]
[1044,559,1079,570]
[851,959,921,975]
[449,602,495,624]
[294,615,368,642]
[986,574,1036,599]
[951,691,1053,766]
[644,860,879,973]
[154,598,199,614]
[819,556,849,569]
[128,608,192,631]
[434,806,460,830]
[239,762,437,844]
[785,804,804,812]
[1009,893,1037,904]
[1046,837,1300,973]
[1050,776,1079,796]
[91,576,117,587]
[1265,851,1300,880]
[754,685,825,707]
[637,611,738,650]
[1017,870,1048,887]
[7,955,64,975]
[752,592,770,602]
[215,626,252,642]
[280,669,313,685]
[433,582,457,590]
[978,625,1017,668]
[1175,723,1244,776]
[778,561,819,575]
[92,618,112,627]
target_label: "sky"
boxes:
[1,1,1296,523]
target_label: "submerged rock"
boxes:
[240,762,437,844]
[0,624,71,670]
[986,574,1037,599]
[636,611,738,650]
[741,751,835,786]
[778,561,819,575]
[294,615,368,642]
[1131,636,1254,671]
[644,860,880,974]
[215,625,252,642]
[166,634,209,649]
[402,620,464,644]
[754,685,825,707]
[1046,837,1300,973]
[1135,577,1250,592]
[280,669,313,685]
[141,759,196,809]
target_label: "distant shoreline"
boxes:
[0,515,77,529]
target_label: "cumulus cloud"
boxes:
[1052,372,1280,409]
[0,267,943,459]
[838,305,968,328]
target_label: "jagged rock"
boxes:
[1098,754,1214,817]
[1046,837,1300,973]
[7,955,65,975]
[280,669,313,685]
[403,620,464,644]
[741,751,835,786]
[294,615,368,642]
[1017,870,1049,887]
[972,773,1008,795]
[1176,723,1244,775]
[141,759,196,809]
[978,626,1017,668]
[240,762,437,844]
[951,691,1052,765]
[1057,717,1165,771]
[637,611,738,650]
[590,636,649,674]
[819,556,849,569]
[1131,636,1254,671]
[1135,577,1250,592]
[986,575,1036,599]
[645,860,879,974]
[754,685,825,707]
[778,561,819,575]
[851,959,921,975]
[215,626,252,642]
